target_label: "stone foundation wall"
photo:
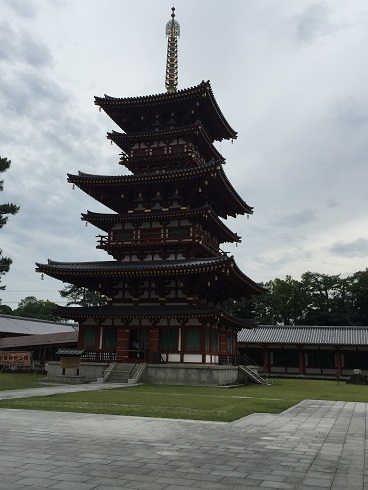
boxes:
[142,364,242,386]
[47,361,108,382]
[47,361,243,386]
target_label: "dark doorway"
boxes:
[129,329,148,360]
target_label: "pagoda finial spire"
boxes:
[165,6,180,93]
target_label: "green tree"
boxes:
[225,276,305,325]
[347,269,368,325]
[59,284,107,307]
[224,297,257,320]
[0,157,19,300]
[0,304,13,315]
[226,270,368,326]
[13,296,60,321]
[255,276,307,325]
[301,272,346,325]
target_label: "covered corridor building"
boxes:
[238,325,368,378]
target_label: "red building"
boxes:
[36,9,265,381]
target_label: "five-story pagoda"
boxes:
[36,8,266,378]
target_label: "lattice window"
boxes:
[186,328,201,352]
[167,227,190,238]
[159,328,178,351]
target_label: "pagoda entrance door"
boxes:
[129,328,149,361]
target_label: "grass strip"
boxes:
[0,378,367,422]
[0,373,47,390]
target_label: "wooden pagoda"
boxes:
[36,8,266,369]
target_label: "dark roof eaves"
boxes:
[82,206,241,242]
[68,162,253,216]
[95,81,209,106]
[68,160,221,182]
[36,256,232,274]
[108,122,224,161]
[95,81,237,140]
[55,304,225,320]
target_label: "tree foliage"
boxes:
[0,304,13,315]
[13,296,60,321]
[347,269,368,325]
[0,157,19,299]
[59,284,107,307]
[227,268,368,326]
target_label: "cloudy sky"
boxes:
[1,0,367,308]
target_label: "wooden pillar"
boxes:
[336,348,342,377]
[77,321,84,349]
[179,322,184,363]
[298,346,305,375]
[220,331,227,354]
[116,327,129,362]
[233,330,238,355]
[201,322,206,364]
[149,323,159,354]
[263,346,269,373]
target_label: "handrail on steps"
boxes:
[128,362,147,384]
[239,365,267,385]
[102,361,117,381]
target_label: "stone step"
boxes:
[107,375,129,383]
[106,363,137,383]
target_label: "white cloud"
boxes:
[296,2,331,43]
[330,239,368,258]
[3,0,37,19]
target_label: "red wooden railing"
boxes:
[81,350,165,364]
[81,351,117,362]
[219,355,239,366]
[97,226,219,255]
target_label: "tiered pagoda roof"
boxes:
[82,205,241,244]
[36,256,265,301]
[109,121,225,166]
[55,304,256,329]
[95,81,237,142]
[68,161,253,218]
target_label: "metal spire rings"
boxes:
[165,7,180,93]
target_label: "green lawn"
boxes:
[0,378,367,422]
[0,373,48,391]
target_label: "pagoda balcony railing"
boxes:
[80,350,165,364]
[97,227,219,255]
[194,230,219,255]
[129,144,197,159]
[121,350,165,364]
[120,147,206,166]
[81,350,117,362]
[219,354,239,366]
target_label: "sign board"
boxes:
[0,352,32,366]
[60,356,81,369]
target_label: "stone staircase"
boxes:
[239,364,267,385]
[107,363,134,383]
[105,363,146,384]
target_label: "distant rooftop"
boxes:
[0,331,78,349]
[0,314,78,336]
[238,325,368,347]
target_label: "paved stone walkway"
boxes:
[0,392,367,489]
[0,382,128,400]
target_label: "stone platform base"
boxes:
[55,375,86,384]
[48,361,108,382]
[48,362,244,386]
[142,364,243,386]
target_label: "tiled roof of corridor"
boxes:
[238,325,368,346]
[0,315,78,336]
